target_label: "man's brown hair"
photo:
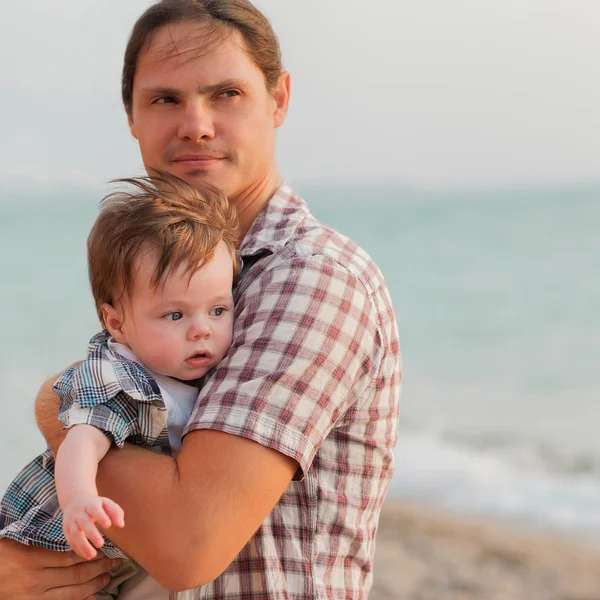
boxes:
[88,172,241,327]
[122,0,283,115]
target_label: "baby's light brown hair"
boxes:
[88,172,241,327]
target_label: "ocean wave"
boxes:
[390,422,600,535]
[439,428,600,477]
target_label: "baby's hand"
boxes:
[62,493,125,560]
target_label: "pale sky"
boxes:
[1,0,599,189]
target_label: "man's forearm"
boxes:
[94,443,194,587]
[94,430,297,591]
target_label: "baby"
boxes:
[0,173,240,597]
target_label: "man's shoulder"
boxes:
[238,185,394,317]
[284,204,387,300]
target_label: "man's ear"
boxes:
[102,303,128,344]
[127,111,138,140]
[273,71,291,129]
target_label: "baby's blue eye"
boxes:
[210,307,225,317]
[165,311,183,321]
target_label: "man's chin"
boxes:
[174,168,232,194]
[147,162,237,196]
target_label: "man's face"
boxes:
[128,22,288,200]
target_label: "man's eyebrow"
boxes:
[139,79,247,96]
[198,79,247,94]
[138,86,180,97]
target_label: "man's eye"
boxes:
[153,96,177,104]
[165,311,183,321]
[219,90,239,99]
[210,307,225,317]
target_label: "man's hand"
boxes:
[63,493,125,561]
[0,538,120,600]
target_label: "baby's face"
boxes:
[117,241,235,380]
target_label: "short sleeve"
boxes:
[54,364,140,448]
[183,253,382,479]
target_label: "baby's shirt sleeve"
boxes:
[52,343,158,448]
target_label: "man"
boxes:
[0,1,401,598]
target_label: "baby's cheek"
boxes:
[160,338,181,363]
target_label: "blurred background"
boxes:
[1,1,599,597]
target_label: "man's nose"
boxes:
[177,100,215,142]
[187,318,211,341]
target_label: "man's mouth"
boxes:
[172,154,225,166]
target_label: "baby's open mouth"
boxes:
[186,351,211,364]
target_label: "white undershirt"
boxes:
[107,339,199,599]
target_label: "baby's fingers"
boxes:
[66,522,98,561]
[85,502,113,530]
[77,512,106,550]
[102,498,125,528]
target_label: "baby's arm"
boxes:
[55,425,125,560]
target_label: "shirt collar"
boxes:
[238,183,310,257]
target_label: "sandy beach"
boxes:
[372,498,600,600]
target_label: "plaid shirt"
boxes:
[176,184,401,599]
[0,332,172,559]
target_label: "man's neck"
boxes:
[231,168,282,238]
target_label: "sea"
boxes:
[1,181,598,540]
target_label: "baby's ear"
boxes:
[102,303,127,344]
